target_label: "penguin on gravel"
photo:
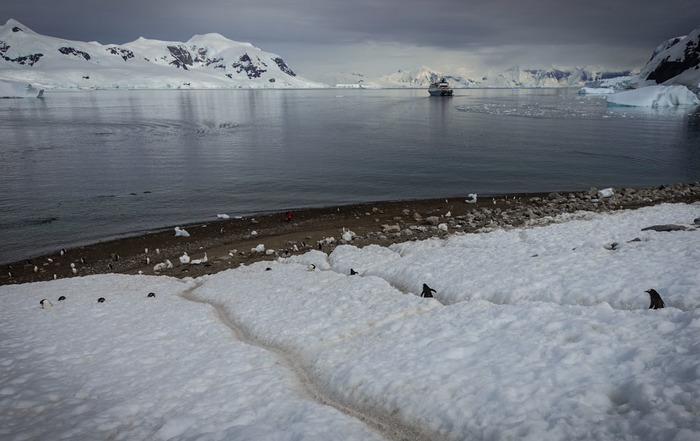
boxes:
[645,289,665,309]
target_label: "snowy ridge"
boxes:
[638,25,700,88]
[0,19,324,89]
[2,203,699,440]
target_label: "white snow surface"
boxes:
[606,85,700,107]
[2,203,700,440]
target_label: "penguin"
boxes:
[40,299,53,309]
[147,292,156,298]
[421,284,437,298]
[645,289,665,309]
[307,264,316,271]
[58,296,66,301]
[350,268,359,275]
[97,297,106,303]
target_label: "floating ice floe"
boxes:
[216,214,230,219]
[578,87,615,95]
[465,193,477,204]
[606,85,700,107]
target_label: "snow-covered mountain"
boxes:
[0,19,325,89]
[366,65,631,89]
[636,25,700,89]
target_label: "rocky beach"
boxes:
[3,182,699,286]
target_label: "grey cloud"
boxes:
[4,0,699,76]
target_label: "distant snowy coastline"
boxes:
[0,19,325,90]
[3,19,698,91]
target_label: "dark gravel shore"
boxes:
[3,182,699,286]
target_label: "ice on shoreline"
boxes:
[2,203,699,440]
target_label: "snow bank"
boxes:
[2,203,700,440]
[606,85,700,107]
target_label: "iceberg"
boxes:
[606,85,700,107]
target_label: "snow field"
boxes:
[0,275,384,441]
[1,203,699,440]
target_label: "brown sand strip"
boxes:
[3,184,699,286]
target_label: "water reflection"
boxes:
[1,88,699,264]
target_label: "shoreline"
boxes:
[3,183,699,286]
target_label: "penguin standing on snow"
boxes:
[645,289,665,309]
[421,284,436,298]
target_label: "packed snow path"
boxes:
[2,203,699,440]
[181,282,431,441]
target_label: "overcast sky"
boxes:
[4,0,700,81]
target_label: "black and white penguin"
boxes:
[421,284,437,298]
[40,299,53,309]
[58,296,66,301]
[97,297,106,303]
[350,268,359,275]
[147,292,156,298]
[645,289,665,309]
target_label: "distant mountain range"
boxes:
[0,19,323,89]
[364,66,633,89]
[332,25,699,90]
[1,18,698,91]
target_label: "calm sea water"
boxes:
[1,88,699,264]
